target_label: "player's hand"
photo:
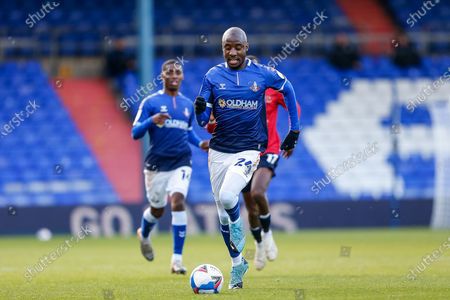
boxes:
[199,140,209,152]
[151,113,171,126]
[280,130,300,152]
[281,148,294,158]
[194,96,206,114]
[206,117,216,134]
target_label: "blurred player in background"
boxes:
[195,27,300,289]
[207,55,301,271]
[132,59,209,274]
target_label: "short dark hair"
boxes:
[161,59,182,72]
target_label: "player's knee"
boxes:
[219,190,238,209]
[251,187,266,202]
[150,207,164,219]
[170,192,185,211]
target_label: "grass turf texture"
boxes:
[1,229,449,299]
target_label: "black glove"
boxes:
[194,96,206,114]
[280,130,300,151]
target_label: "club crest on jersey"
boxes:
[218,98,226,108]
[219,83,226,90]
[265,95,272,103]
[249,81,260,92]
[183,107,190,118]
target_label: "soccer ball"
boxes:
[36,228,52,241]
[190,264,224,294]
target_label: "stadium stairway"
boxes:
[336,0,396,54]
[56,78,142,203]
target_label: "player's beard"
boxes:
[166,85,179,92]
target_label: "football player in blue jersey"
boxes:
[132,59,209,274]
[195,27,300,289]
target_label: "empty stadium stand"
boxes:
[387,0,450,53]
[388,0,450,32]
[0,0,352,57]
[0,62,121,206]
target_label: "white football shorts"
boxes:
[208,149,260,201]
[143,166,192,208]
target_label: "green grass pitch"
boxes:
[1,228,449,299]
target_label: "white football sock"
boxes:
[231,253,242,267]
[172,254,182,263]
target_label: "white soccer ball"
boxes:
[190,264,224,294]
[36,228,52,241]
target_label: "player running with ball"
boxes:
[195,27,300,289]
[207,55,301,271]
[132,59,209,274]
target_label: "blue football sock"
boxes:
[141,209,157,239]
[172,211,187,255]
[225,202,240,223]
[172,225,186,255]
[220,224,240,258]
[141,217,156,239]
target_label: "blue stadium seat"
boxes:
[0,0,354,56]
[0,61,120,207]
